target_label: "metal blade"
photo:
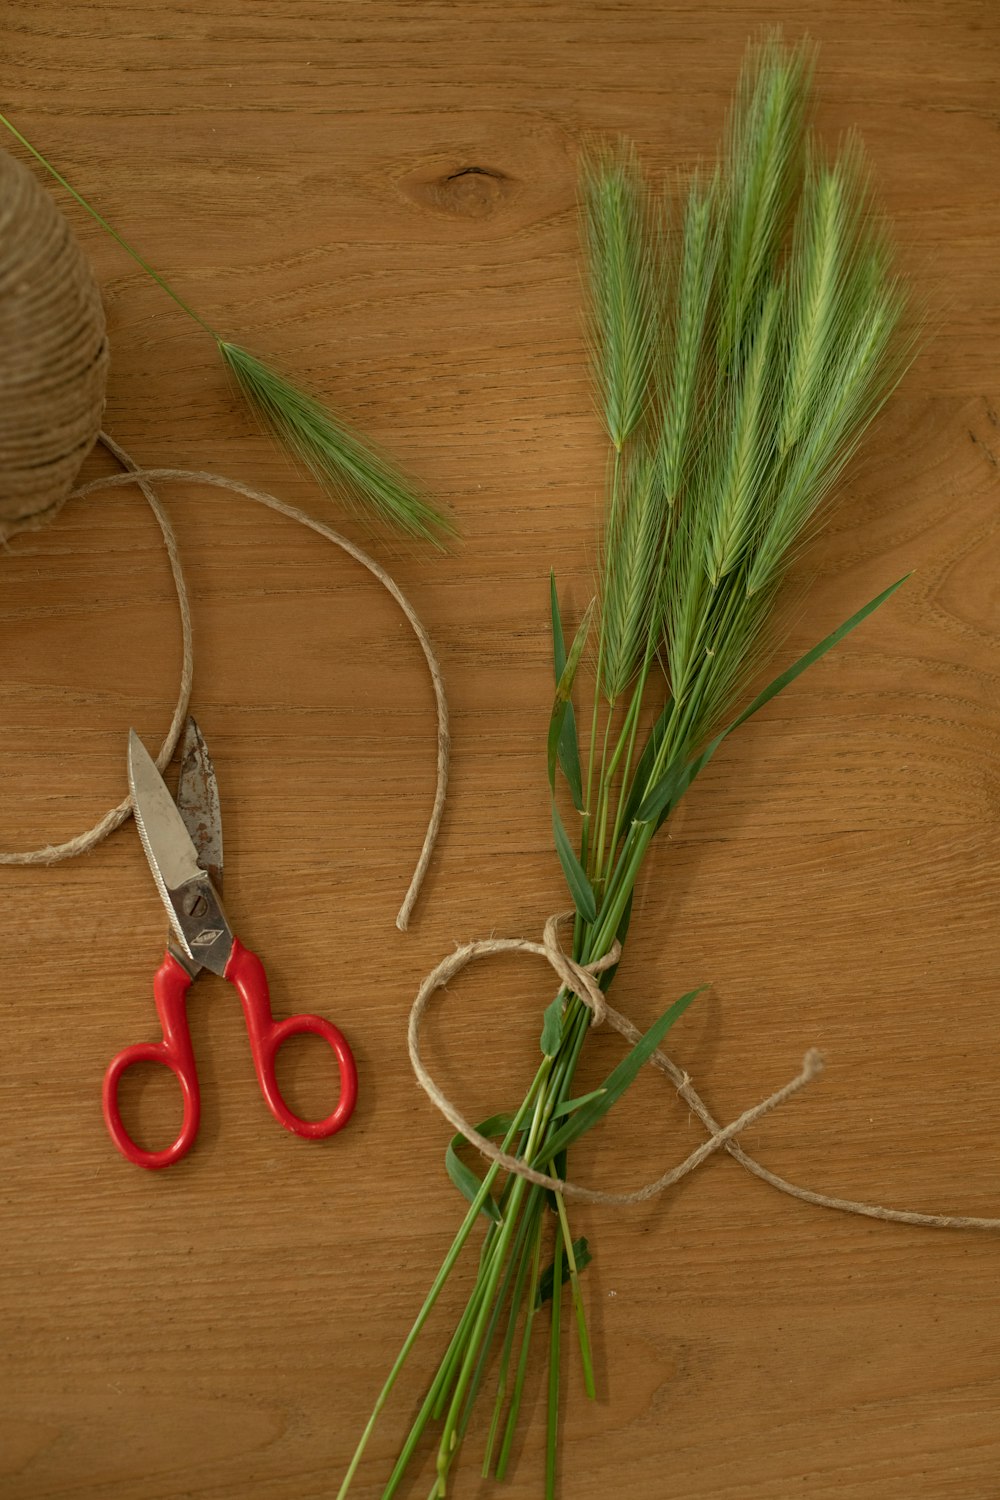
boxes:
[128,730,233,978]
[176,717,223,891]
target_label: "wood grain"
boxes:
[1,3,999,1497]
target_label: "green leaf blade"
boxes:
[619,698,673,828]
[445,1114,516,1222]
[536,1238,592,1307]
[552,800,597,924]
[549,574,585,809]
[547,597,594,799]
[540,992,566,1058]
[539,985,705,1163]
[549,1088,607,1121]
[636,576,909,826]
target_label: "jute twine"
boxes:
[0,435,447,932]
[409,912,1000,1229]
[0,148,108,543]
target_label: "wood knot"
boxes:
[398,163,513,220]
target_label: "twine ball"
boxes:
[0,146,109,543]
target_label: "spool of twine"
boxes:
[0,146,108,543]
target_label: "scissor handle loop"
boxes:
[102,952,200,1170]
[225,939,358,1138]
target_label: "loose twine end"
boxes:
[802,1047,825,1079]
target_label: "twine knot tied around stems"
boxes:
[409,911,826,1205]
[539,911,620,1028]
[409,913,1000,1227]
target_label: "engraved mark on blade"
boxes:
[191,926,226,950]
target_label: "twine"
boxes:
[0,437,448,931]
[409,912,1000,1228]
[0,148,108,542]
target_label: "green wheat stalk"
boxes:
[0,113,453,546]
[339,31,913,1500]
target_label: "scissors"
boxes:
[102,717,358,1169]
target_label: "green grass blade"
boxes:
[618,697,673,828]
[482,1196,545,1477]
[536,1236,592,1306]
[445,1114,516,1223]
[636,574,909,825]
[457,1196,544,1448]
[539,986,704,1163]
[608,887,636,970]
[336,1087,545,1499]
[495,1221,545,1481]
[428,1273,494,1423]
[545,1229,564,1500]
[218,340,454,546]
[550,574,585,809]
[552,800,598,924]
[549,1089,607,1122]
[540,989,568,1058]
[554,1198,596,1397]
[547,597,594,797]
[384,1291,487,1494]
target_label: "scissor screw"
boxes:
[184,892,209,919]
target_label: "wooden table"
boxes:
[2,4,998,1496]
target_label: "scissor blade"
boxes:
[128,730,233,977]
[176,717,223,891]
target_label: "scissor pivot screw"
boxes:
[184,892,209,919]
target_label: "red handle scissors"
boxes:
[102,717,358,1169]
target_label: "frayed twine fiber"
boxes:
[410,912,1000,1228]
[0,434,447,932]
[0,148,108,542]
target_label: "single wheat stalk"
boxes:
[0,113,454,546]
